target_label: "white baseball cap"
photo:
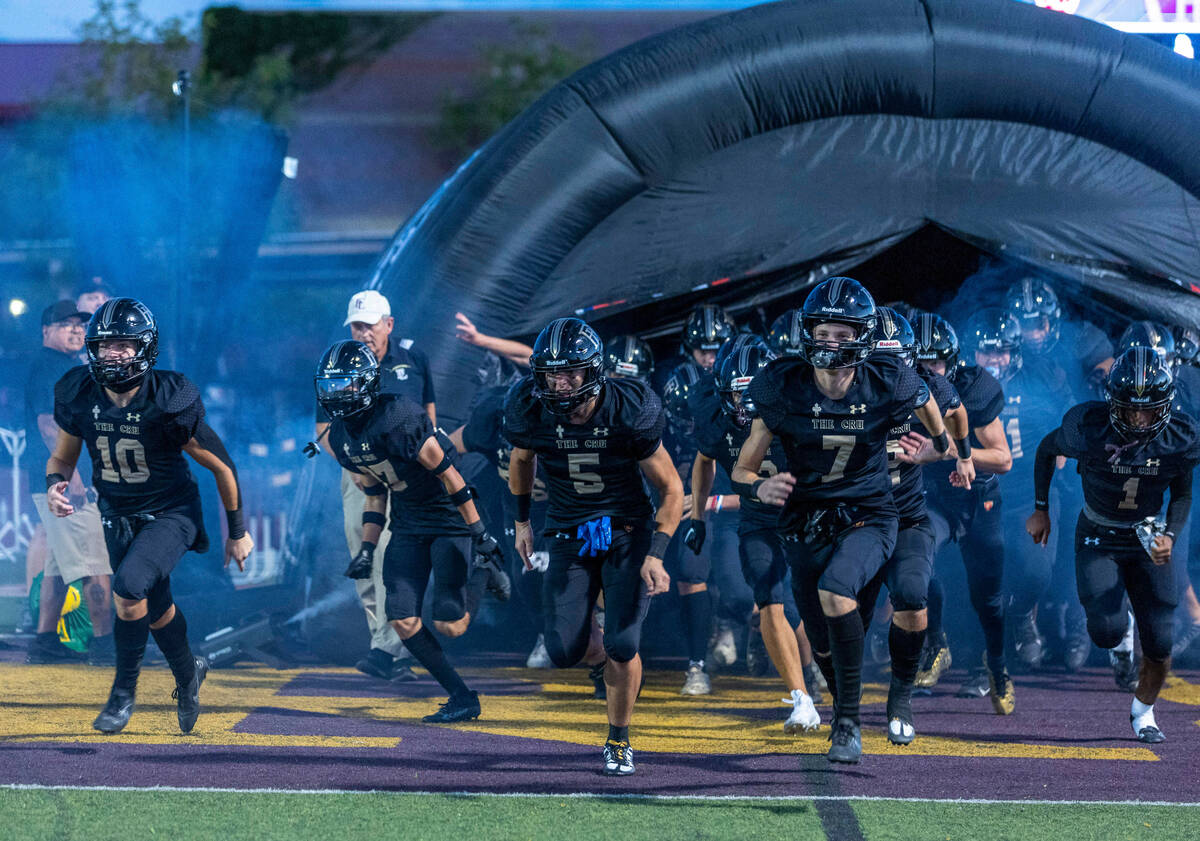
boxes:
[344,290,391,326]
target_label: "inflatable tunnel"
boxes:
[368,0,1200,419]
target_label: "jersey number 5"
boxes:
[95,436,150,484]
[568,453,605,494]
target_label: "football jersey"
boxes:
[54,366,203,517]
[1051,402,1200,523]
[503,375,665,531]
[328,394,466,536]
[461,384,549,524]
[748,354,930,530]
[688,377,787,532]
[997,356,1070,490]
[887,367,961,522]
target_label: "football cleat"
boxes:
[680,662,711,696]
[709,623,738,668]
[172,656,208,734]
[1063,610,1092,672]
[355,648,394,681]
[525,634,553,669]
[93,686,136,734]
[804,661,828,703]
[913,633,952,689]
[1135,724,1166,744]
[390,662,418,683]
[481,560,511,602]
[589,661,607,700]
[956,667,992,699]
[826,717,863,764]
[782,689,821,734]
[422,691,480,724]
[26,634,85,665]
[602,739,635,775]
[886,681,916,746]
[1013,610,1045,670]
[988,668,1016,716]
[1109,650,1138,692]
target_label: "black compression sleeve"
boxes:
[193,421,242,511]
[1166,469,1194,538]
[1033,430,1061,512]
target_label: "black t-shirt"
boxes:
[329,394,466,536]
[997,357,1071,492]
[748,354,929,530]
[26,347,91,485]
[888,368,960,522]
[461,384,549,525]
[503,376,665,531]
[315,338,435,422]
[54,367,202,516]
[689,378,786,532]
[1051,402,1200,522]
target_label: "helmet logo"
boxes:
[1134,347,1147,397]
[827,276,845,305]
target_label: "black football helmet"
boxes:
[799,276,877,368]
[663,360,703,437]
[84,297,159,391]
[914,312,959,376]
[767,309,804,357]
[872,306,917,366]
[714,331,768,370]
[713,342,775,427]
[682,304,736,353]
[602,334,654,380]
[315,341,380,418]
[1005,277,1061,354]
[963,307,1022,383]
[1117,321,1176,372]
[530,317,605,415]
[1173,325,1200,368]
[1105,346,1175,443]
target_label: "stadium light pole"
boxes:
[172,68,192,368]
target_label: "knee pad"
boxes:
[1141,616,1174,662]
[545,631,587,669]
[603,632,638,664]
[889,574,928,613]
[431,588,466,623]
[1086,613,1126,651]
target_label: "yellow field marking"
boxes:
[1160,673,1200,707]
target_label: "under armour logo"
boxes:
[1084,537,1100,546]
[1145,459,1160,467]
[92,405,100,420]
[101,518,111,528]
[726,433,734,447]
[1008,395,1022,405]
[849,404,867,414]
[811,403,822,416]
[593,427,609,437]
[556,425,565,439]
[126,413,140,422]
[360,442,370,451]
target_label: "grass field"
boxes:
[1,788,1196,841]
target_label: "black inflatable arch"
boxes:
[369,0,1200,420]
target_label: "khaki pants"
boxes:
[32,493,111,582]
[341,471,406,658]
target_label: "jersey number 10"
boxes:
[95,436,150,484]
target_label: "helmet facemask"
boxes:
[85,335,156,392]
[801,318,875,369]
[532,361,603,416]
[315,370,379,418]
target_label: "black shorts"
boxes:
[738,527,789,608]
[783,503,898,601]
[1075,515,1177,662]
[383,533,472,622]
[102,497,202,623]
[542,524,651,665]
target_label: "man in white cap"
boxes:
[316,291,437,681]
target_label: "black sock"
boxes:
[827,610,865,725]
[680,591,712,664]
[403,626,470,698]
[926,578,944,637]
[889,623,926,688]
[608,724,629,743]
[35,630,58,647]
[150,608,195,688]
[986,651,1008,678]
[113,615,150,692]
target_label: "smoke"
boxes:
[284,584,358,627]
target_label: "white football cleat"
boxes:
[782,689,821,733]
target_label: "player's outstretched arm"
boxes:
[184,422,254,570]
[45,429,84,517]
[732,419,793,507]
[916,395,974,490]
[507,446,537,569]
[454,312,534,367]
[638,443,683,596]
[419,435,504,568]
[1027,429,1065,546]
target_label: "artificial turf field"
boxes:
[2,656,1199,840]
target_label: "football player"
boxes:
[734,277,973,764]
[684,336,821,732]
[1027,348,1200,742]
[903,313,1015,710]
[603,335,655,382]
[47,298,254,734]
[317,341,505,724]
[860,307,969,745]
[505,318,683,776]
[681,303,736,371]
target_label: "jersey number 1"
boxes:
[95,436,150,484]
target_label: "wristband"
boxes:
[467,519,487,537]
[362,510,386,528]
[1034,499,1049,512]
[1164,531,1176,541]
[648,530,671,560]
[932,431,950,455]
[226,507,246,540]
[954,437,971,460]
[514,492,531,522]
[361,540,376,555]
[705,495,725,513]
[448,485,473,506]
[361,481,386,496]
[46,472,68,490]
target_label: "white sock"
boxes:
[1115,611,1135,654]
[1131,698,1157,734]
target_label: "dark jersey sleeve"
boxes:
[968,369,1006,428]
[161,374,206,449]
[747,362,789,433]
[627,384,666,461]
[462,388,505,456]
[52,367,92,438]
[890,359,931,423]
[502,377,537,450]
[381,398,436,463]
[1056,403,1096,461]
[926,372,961,413]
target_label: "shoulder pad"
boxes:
[924,371,960,410]
[1060,402,1103,453]
[1168,410,1200,461]
[53,365,93,408]
[154,370,202,415]
[608,377,663,434]
[503,376,539,436]
[377,393,427,429]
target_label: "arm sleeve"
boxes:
[1033,428,1065,511]
[192,420,241,506]
[1166,468,1195,536]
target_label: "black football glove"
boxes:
[469,520,504,569]
[683,519,706,554]
[344,542,375,580]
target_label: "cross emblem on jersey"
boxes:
[342,442,352,457]
[92,405,101,420]
[1084,537,1100,546]
[811,403,822,416]
[556,425,565,439]
[849,404,867,414]
[126,413,140,422]
[593,427,609,437]
[726,433,734,447]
